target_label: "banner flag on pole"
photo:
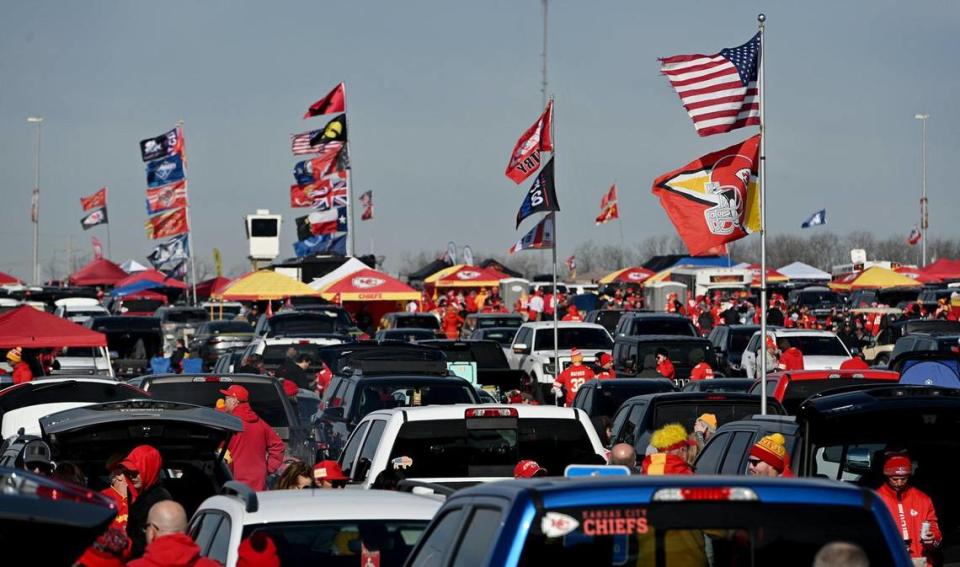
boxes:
[145,207,189,239]
[293,143,347,183]
[309,114,347,146]
[801,209,826,229]
[509,213,555,254]
[293,233,347,257]
[505,100,554,184]
[295,208,348,240]
[147,234,190,270]
[360,190,373,221]
[908,226,922,246]
[516,157,559,228]
[81,187,107,211]
[145,180,189,214]
[139,127,183,162]
[81,207,108,230]
[595,184,620,225]
[145,154,186,187]
[91,237,103,260]
[304,82,346,118]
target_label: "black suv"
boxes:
[572,378,675,421]
[85,316,164,378]
[608,391,784,454]
[706,324,759,376]
[612,312,697,338]
[254,310,353,338]
[612,335,717,387]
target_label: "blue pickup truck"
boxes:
[403,475,912,567]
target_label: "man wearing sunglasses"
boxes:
[118,445,172,559]
[746,433,792,477]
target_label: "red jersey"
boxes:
[877,483,942,562]
[656,359,676,380]
[689,362,714,381]
[553,364,595,406]
[12,362,33,384]
[596,369,616,380]
[100,486,129,530]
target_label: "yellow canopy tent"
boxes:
[213,270,321,301]
[829,266,924,292]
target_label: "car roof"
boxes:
[752,328,836,337]
[616,335,710,343]
[199,489,441,524]
[581,378,675,388]
[521,321,607,330]
[142,373,278,385]
[1,377,124,389]
[799,385,960,417]
[468,313,522,319]
[364,403,583,421]
[341,375,471,385]
[621,312,691,319]
[380,327,436,333]
[766,369,900,382]
[620,391,765,404]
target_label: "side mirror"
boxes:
[513,343,530,355]
[322,406,345,422]
[844,447,873,475]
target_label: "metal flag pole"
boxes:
[177,120,199,305]
[616,182,626,261]
[757,14,768,415]
[550,97,559,404]
[342,82,356,258]
[105,187,113,259]
[915,113,929,266]
[28,116,43,284]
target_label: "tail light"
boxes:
[193,376,229,383]
[35,482,114,508]
[653,487,758,502]
[465,407,518,418]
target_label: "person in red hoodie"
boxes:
[641,424,695,475]
[840,353,870,370]
[127,500,221,567]
[119,445,171,560]
[7,347,33,384]
[441,305,464,339]
[655,348,675,380]
[596,353,616,379]
[220,385,286,491]
[776,339,805,371]
[876,454,942,565]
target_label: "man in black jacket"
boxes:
[277,353,313,390]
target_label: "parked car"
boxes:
[890,332,960,361]
[417,339,525,391]
[507,322,613,402]
[786,286,844,320]
[682,378,754,393]
[240,335,352,375]
[85,316,164,379]
[155,305,210,352]
[612,335,717,387]
[374,327,438,343]
[747,369,902,413]
[458,313,523,339]
[583,309,637,335]
[862,315,960,365]
[468,326,519,352]
[109,294,168,316]
[190,483,440,567]
[341,404,606,489]
[53,297,109,324]
[608,392,784,454]
[741,328,851,380]
[706,324,759,376]
[254,310,353,338]
[212,350,246,374]
[188,320,255,370]
[138,373,314,464]
[378,312,442,334]
[613,312,698,338]
[404,475,912,567]
[572,378,676,422]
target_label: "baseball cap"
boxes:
[313,460,349,482]
[22,439,53,470]
[598,352,613,366]
[219,385,249,402]
[514,460,547,479]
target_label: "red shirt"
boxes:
[778,347,805,371]
[656,358,676,380]
[315,362,334,396]
[839,356,869,370]
[12,362,33,384]
[100,486,128,530]
[689,362,714,381]
[553,364,595,406]
[877,483,942,562]
[596,369,616,380]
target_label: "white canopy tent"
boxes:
[777,261,831,282]
[120,259,149,273]
[308,257,370,290]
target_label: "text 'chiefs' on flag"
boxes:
[81,187,107,211]
[660,33,760,137]
[145,207,189,240]
[516,157,559,228]
[505,100,554,184]
[304,82,346,118]
[146,180,189,215]
[651,134,760,255]
[509,213,555,254]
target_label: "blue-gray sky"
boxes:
[1,0,957,280]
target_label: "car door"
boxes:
[742,332,760,380]
[354,419,387,486]
[507,327,532,370]
[409,506,468,567]
[450,503,506,566]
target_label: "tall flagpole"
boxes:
[757,14,768,415]
[105,187,113,259]
[550,97,559,405]
[343,83,356,258]
[178,120,199,305]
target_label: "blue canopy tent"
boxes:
[110,279,164,297]
[899,358,960,388]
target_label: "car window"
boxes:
[534,327,612,350]
[693,431,729,474]
[241,520,427,565]
[613,404,644,445]
[452,507,503,567]
[338,420,370,477]
[780,335,848,356]
[145,380,289,427]
[355,420,387,481]
[629,318,696,337]
[609,404,632,445]
[410,508,465,567]
[514,327,532,347]
[207,514,232,564]
[189,512,222,554]
[721,431,754,474]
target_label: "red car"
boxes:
[750,369,900,413]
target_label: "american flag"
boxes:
[660,33,760,137]
[291,130,342,156]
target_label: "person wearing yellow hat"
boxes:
[6,347,33,384]
[641,423,696,475]
[747,433,792,477]
[693,413,717,449]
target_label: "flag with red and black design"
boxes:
[505,100,553,184]
[81,187,107,211]
[304,82,346,118]
[145,207,188,240]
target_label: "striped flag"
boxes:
[908,226,922,246]
[291,129,341,155]
[509,213,554,254]
[659,33,760,137]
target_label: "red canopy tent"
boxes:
[894,266,940,284]
[919,259,960,283]
[0,305,106,348]
[0,271,20,285]
[113,269,188,290]
[196,277,233,299]
[68,259,128,287]
[318,268,421,323]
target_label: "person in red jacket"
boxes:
[876,454,942,564]
[441,305,464,339]
[314,361,334,397]
[777,339,805,371]
[220,385,286,491]
[128,500,221,567]
[840,353,870,370]
[596,352,616,379]
[7,347,33,384]
[641,423,695,475]
[689,351,714,380]
[562,305,583,321]
[655,348,675,380]
[552,348,595,406]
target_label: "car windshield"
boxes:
[475,316,522,329]
[796,290,840,307]
[262,344,336,373]
[269,315,340,336]
[779,336,847,356]
[780,379,897,414]
[517,503,892,567]
[591,383,675,417]
[355,384,476,419]
[629,318,695,336]
[240,521,428,566]
[387,417,603,478]
[120,299,164,313]
[476,328,517,346]
[594,311,626,333]
[203,321,253,335]
[635,342,713,372]
[728,330,754,353]
[66,309,106,318]
[382,329,435,342]
[146,379,289,427]
[651,400,771,434]
[396,315,441,330]
[164,309,208,324]
[0,381,146,413]
[534,328,612,350]
[104,332,163,360]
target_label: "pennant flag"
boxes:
[304,82,346,118]
[509,213,555,254]
[651,134,760,256]
[801,209,826,229]
[293,143,346,184]
[595,203,620,225]
[309,114,347,146]
[80,207,108,230]
[31,189,38,223]
[91,237,103,260]
[360,190,373,221]
[516,157,559,228]
[505,100,554,184]
[601,184,618,209]
[81,187,107,211]
[565,255,576,278]
[295,208,348,240]
[659,33,760,137]
[146,154,186,187]
[145,207,189,240]
[145,180,189,214]
[148,234,190,269]
[289,170,348,209]
[139,127,183,162]
[908,226,922,246]
[293,233,347,258]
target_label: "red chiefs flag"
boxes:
[145,180,188,214]
[600,184,618,209]
[304,82,346,118]
[595,203,619,225]
[651,135,760,255]
[145,207,189,240]
[81,187,107,211]
[505,100,554,184]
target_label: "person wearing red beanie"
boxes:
[876,454,941,564]
[747,433,792,477]
[237,532,281,567]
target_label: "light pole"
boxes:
[915,113,929,266]
[27,116,43,284]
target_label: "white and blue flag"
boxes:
[801,209,826,229]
